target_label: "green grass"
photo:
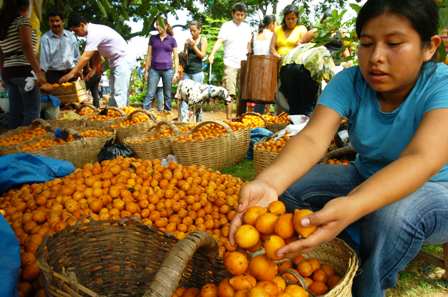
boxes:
[221,159,256,181]
[222,160,448,296]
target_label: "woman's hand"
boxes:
[36,71,47,86]
[277,197,361,258]
[229,180,278,244]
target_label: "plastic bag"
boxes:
[247,128,273,160]
[97,138,136,161]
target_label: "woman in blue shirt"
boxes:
[229,1,448,296]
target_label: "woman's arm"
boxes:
[190,36,207,59]
[270,33,280,58]
[301,29,316,43]
[144,45,152,81]
[18,25,46,85]
[278,108,448,255]
[172,47,179,72]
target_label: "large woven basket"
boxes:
[116,109,158,141]
[86,106,127,129]
[265,112,290,133]
[18,128,114,167]
[37,219,228,297]
[282,238,358,297]
[172,120,235,170]
[123,121,180,160]
[253,138,281,175]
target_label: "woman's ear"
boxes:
[424,35,442,62]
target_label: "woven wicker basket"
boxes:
[282,238,358,297]
[231,127,250,165]
[240,112,267,128]
[37,219,228,297]
[253,137,281,175]
[17,128,114,167]
[85,107,127,129]
[116,109,158,141]
[172,120,235,170]
[123,121,179,160]
[77,103,99,115]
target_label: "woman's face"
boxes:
[284,12,298,30]
[358,12,439,101]
[268,22,276,32]
[156,24,166,35]
[190,25,201,39]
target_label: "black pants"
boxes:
[279,64,320,116]
[86,74,101,107]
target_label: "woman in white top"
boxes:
[252,15,280,57]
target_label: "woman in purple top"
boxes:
[143,18,178,112]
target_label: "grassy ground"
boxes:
[221,160,448,296]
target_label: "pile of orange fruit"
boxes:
[0,127,48,148]
[241,115,265,128]
[111,112,153,128]
[325,159,350,166]
[77,106,97,116]
[172,201,342,297]
[0,157,243,295]
[262,113,290,125]
[126,127,176,143]
[225,121,247,132]
[255,135,290,154]
[175,123,229,143]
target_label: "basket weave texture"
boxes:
[305,238,358,297]
[37,219,228,297]
[123,121,179,160]
[253,136,281,174]
[172,120,235,170]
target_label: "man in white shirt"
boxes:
[59,14,135,107]
[209,2,252,119]
[39,11,79,83]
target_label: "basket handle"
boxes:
[142,231,218,297]
[282,269,317,297]
[128,109,158,123]
[77,103,98,114]
[191,120,233,135]
[100,106,126,116]
[148,120,180,136]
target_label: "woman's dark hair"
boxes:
[189,20,202,30]
[0,0,29,40]
[232,2,247,13]
[356,0,438,45]
[281,5,299,31]
[258,15,275,33]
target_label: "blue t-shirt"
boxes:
[319,62,448,181]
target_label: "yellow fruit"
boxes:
[243,206,267,225]
[248,287,269,297]
[218,279,235,297]
[248,256,278,281]
[229,275,256,291]
[267,201,286,215]
[235,225,260,249]
[284,285,308,297]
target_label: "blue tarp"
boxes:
[0,215,20,297]
[0,153,75,194]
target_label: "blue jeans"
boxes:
[280,163,448,297]
[5,77,40,129]
[180,72,204,122]
[144,68,174,111]
[155,87,164,111]
[109,57,133,107]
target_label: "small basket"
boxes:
[86,107,127,129]
[239,112,267,128]
[37,219,228,297]
[172,120,235,170]
[282,238,358,297]
[123,121,180,160]
[116,109,158,141]
[253,137,281,175]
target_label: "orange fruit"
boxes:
[267,201,286,215]
[321,264,335,277]
[248,287,269,297]
[255,281,280,297]
[284,285,308,297]
[200,283,218,297]
[263,235,285,260]
[218,279,235,297]
[293,209,316,238]
[229,275,256,291]
[309,281,328,295]
[248,256,278,281]
[274,213,294,239]
[297,261,313,277]
[255,213,278,235]
[243,206,267,225]
[312,269,327,283]
[224,251,248,276]
[327,274,341,289]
